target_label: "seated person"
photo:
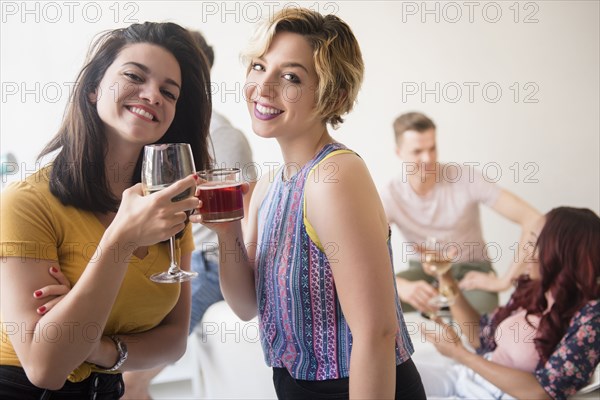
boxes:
[419,206,600,399]
[379,111,540,314]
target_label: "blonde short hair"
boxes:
[242,8,364,128]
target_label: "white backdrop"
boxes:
[2,1,599,288]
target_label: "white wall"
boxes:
[2,1,598,286]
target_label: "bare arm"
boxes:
[425,322,550,399]
[459,352,550,399]
[86,252,193,371]
[240,180,256,234]
[307,155,398,399]
[461,189,541,292]
[0,177,198,389]
[395,277,439,314]
[190,177,267,321]
[439,273,482,349]
[380,184,440,313]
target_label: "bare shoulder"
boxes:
[307,151,373,195]
[306,152,387,229]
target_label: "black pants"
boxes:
[273,358,426,400]
[0,365,124,400]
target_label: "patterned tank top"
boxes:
[255,142,414,381]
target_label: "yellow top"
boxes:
[0,166,194,382]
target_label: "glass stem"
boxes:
[167,236,180,275]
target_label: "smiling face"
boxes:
[93,43,181,147]
[244,31,324,140]
[396,128,438,175]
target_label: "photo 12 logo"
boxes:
[401,81,540,104]
[199,1,340,23]
[400,1,540,24]
[1,1,140,24]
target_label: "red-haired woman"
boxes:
[419,207,599,399]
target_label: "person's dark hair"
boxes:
[188,30,214,69]
[38,22,212,213]
[492,207,600,363]
[393,112,436,144]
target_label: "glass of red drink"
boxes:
[196,168,244,223]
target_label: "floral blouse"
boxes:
[478,299,599,400]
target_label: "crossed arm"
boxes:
[0,177,198,389]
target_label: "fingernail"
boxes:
[34,290,43,298]
[50,267,58,273]
[37,306,46,314]
[193,174,199,181]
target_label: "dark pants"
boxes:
[397,260,499,314]
[0,365,124,400]
[272,358,426,400]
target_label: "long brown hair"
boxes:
[38,22,212,213]
[492,207,600,362]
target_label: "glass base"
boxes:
[201,209,244,223]
[150,270,198,283]
[428,294,455,309]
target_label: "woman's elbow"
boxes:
[223,296,257,321]
[354,323,398,345]
[235,307,257,322]
[23,364,68,391]
[171,341,188,363]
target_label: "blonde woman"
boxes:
[192,8,425,399]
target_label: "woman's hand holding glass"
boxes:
[190,169,250,233]
[422,314,470,362]
[140,143,199,283]
[107,176,199,250]
[421,237,458,312]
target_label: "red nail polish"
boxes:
[50,267,58,273]
[34,290,43,298]
[37,306,46,313]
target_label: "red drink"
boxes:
[197,180,243,222]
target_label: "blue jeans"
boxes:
[189,250,224,334]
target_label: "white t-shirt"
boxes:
[380,163,502,264]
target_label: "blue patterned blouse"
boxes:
[255,143,414,381]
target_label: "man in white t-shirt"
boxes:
[380,112,540,314]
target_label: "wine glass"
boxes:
[423,237,456,309]
[142,143,198,283]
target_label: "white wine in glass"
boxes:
[142,143,198,283]
[424,237,456,309]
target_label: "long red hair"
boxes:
[492,207,600,363]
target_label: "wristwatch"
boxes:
[105,335,128,372]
